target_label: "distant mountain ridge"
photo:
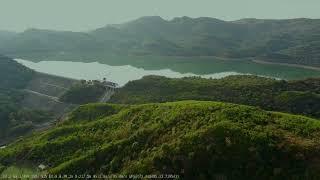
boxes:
[1,16,320,67]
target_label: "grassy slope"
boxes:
[110,75,320,119]
[0,101,320,179]
[1,165,38,179]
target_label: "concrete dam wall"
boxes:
[21,72,79,118]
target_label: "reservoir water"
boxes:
[15,59,245,86]
[15,57,320,86]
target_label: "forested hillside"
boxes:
[110,75,320,118]
[0,55,34,89]
[0,56,52,141]
[0,17,319,67]
[1,101,319,179]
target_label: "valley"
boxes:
[1,53,319,179]
[1,57,320,178]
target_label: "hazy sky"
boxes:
[1,0,319,32]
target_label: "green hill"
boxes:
[110,75,320,119]
[1,101,320,179]
[1,17,320,67]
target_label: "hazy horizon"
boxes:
[1,0,320,32]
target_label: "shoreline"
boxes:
[252,59,320,71]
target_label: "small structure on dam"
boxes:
[99,78,119,102]
[102,79,119,89]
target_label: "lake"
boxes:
[15,56,320,86]
[15,59,245,86]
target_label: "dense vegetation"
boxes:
[1,17,320,67]
[0,56,33,138]
[0,90,24,137]
[111,75,320,119]
[0,55,34,89]
[0,55,53,141]
[60,80,106,104]
[0,101,320,179]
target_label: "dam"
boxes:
[21,72,118,129]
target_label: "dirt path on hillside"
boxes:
[252,59,320,71]
[23,89,62,103]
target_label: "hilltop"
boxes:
[0,17,320,67]
[0,101,320,179]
